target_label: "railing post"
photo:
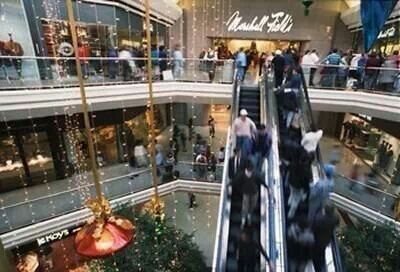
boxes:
[0,239,12,272]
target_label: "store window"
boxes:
[21,131,56,185]
[0,135,25,192]
[93,126,119,167]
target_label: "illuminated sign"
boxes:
[378,26,396,39]
[36,227,80,246]
[226,11,294,34]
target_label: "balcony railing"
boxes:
[302,63,400,96]
[0,56,234,90]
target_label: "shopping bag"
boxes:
[162,70,174,80]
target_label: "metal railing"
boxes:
[212,71,239,271]
[301,63,400,96]
[298,67,343,272]
[0,55,235,90]
[265,69,287,272]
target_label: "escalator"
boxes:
[225,85,262,271]
[265,68,344,271]
[213,79,273,271]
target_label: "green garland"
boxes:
[338,221,400,272]
[90,207,207,272]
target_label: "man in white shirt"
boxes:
[301,129,323,154]
[233,109,256,157]
[302,49,319,86]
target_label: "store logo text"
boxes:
[226,11,293,34]
[377,26,395,39]
[37,229,70,246]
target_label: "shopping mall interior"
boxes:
[0,0,399,272]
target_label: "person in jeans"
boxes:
[272,49,285,87]
[251,124,272,171]
[233,109,256,157]
[321,48,345,87]
[235,47,247,81]
[364,51,382,90]
[172,44,184,79]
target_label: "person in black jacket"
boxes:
[233,161,270,226]
[272,50,285,87]
[237,225,274,272]
[251,124,272,171]
[312,202,339,272]
[228,148,246,179]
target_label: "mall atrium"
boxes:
[0,0,399,271]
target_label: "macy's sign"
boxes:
[226,11,293,34]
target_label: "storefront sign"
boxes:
[226,11,294,34]
[36,227,80,246]
[377,26,396,39]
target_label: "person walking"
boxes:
[312,203,339,272]
[172,44,184,79]
[237,225,274,272]
[308,164,335,223]
[228,148,245,179]
[195,151,208,180]
[233,161,269,227]
[119,45,133,81]
[301,50,318,86]
[204,47,218,82]
[321,49,344,87]
[252,124,272,171]
[158,45,168,80]
[364,51,382,90]
[287,215,314,272]
[208,115,216,138]
[272,50,285,87]
[236,47,247,81]
[233,109,256,157]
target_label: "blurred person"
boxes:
[233,161,269,226]
[312,202,339,272]
[259,52,267,76]
[272,49,285,87]
[188,192,197,208]
[134,140,148,167]
[378,50,399,92]
[218,147,225,163]
[204,47,218,82]
[252,124,272,171]
[195,151,208,180]
[151,44,160,79]
[187,117,194,141]
[301,129,323,156]
[158,45,168,80]
[233,109,257,157]
[228,148,246,179]
[364,51,382,90]
[155,149,164,177]
[237,225,274,272]
[384,144,394,174]
[301,49,319,86]
[136,46,145,72]
[107,46,118,79]
[172,44,184,79]
[283,48,295,70]
[180,130,187,152]
[208,115,216,138]
[287,214,314,272]
[78,41,91,79]
[308,164,335,223]
[328,143,342,165]
[207,152,218,178]
[169,139,180,163]
[349,163,362,190]
[236,47,247,81]
[321,48,345,87]
[119,45,133,81]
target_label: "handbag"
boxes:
[162,69,174,80]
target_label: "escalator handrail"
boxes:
[212,74,241,271]
[265,70,288,272]
[298,67,344,272]
[259,76,271,271]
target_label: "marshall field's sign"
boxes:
[226,10,294,34]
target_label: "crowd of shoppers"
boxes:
[300,48,400,93]
[230,108,274,271]
[271,52,339,272]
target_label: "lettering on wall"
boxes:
[225,11,294,34]
[377,26,396,39]
[36,227,80,246]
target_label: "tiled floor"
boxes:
[163,192,219,266]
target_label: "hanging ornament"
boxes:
[64,0,135,259]
[143,196,165,221]
[301,0,314,16]
[75,197,135,258]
